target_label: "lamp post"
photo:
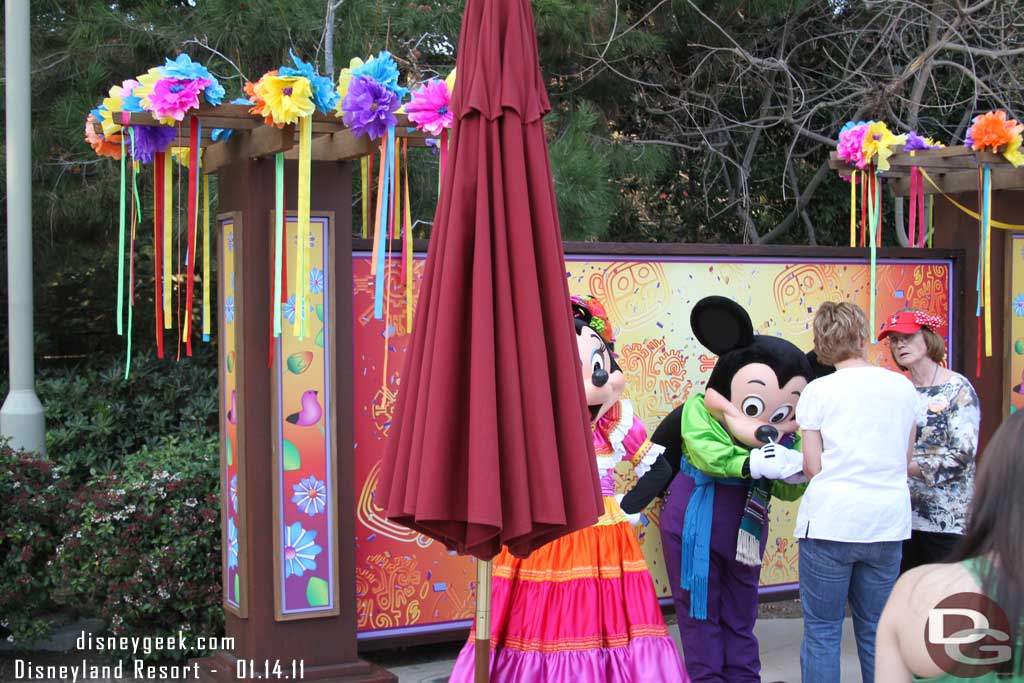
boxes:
[0,0,45,454]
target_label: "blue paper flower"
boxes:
[162,53,225,105]
[283,523,322,578]
[279,50,340,114]
[351,51,408,98]
[211,128,233,142]
[291,475,327,516]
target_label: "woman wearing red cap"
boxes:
[878,309,980,572]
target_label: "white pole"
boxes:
[1,0,46,454]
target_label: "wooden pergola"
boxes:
[92,103,432,169]
[830,143,1024,451]
[828,146,1024,196]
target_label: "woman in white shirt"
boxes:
[795,302,919,683]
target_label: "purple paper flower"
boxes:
[964,116,979,148]
[130,125,177,163]
[904,131,932,152]
[342,76,399,140]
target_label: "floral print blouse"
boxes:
[910,372,980,534]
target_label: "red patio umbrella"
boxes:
[376,0,603,593]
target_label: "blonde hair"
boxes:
[888,308,947,370]
[813,302,868,365]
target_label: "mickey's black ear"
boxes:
[806,351,835,380]
[690,295,754,355]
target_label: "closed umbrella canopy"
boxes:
[378,0,603,561]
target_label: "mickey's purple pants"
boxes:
[660,471,767,683]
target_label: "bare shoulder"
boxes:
[881,562,982,678]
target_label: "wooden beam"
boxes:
[203,125,295,174]
[890,167,1024,196]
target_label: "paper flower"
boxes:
[148,77,211,122]
[342,76,400,139]
[130,124,177,163]
[161,53,225,105]
[836,122,870,167]
[405,79,452,135]
[904,131,942,152]
[967,110,1024,166]
[334,57,366,115]
[860,121,906,172]
[243,71,279,126]
[967,110,1022,151]
[351,51,408,98]
[279,50,338,114]
[134,68,175,125]
[254,74,316,125]
[85,113,123,159]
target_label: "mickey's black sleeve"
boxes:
[619,404,685,514]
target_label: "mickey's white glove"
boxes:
[614,493,643,526]
[749,443,804,480]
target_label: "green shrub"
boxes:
[37,346,218,482]
[0,445,74,647]
[47,434,223,660]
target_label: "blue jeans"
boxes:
[798,538,902,683]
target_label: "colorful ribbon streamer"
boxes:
[183,118,200,356]
[361,156,370,239]
[163,151,173,329]
[202,173,211,342]
[918,168,1024,230]
[153,155,165,358]
[849,171,857,248]
[403,139,414,333]
[295,116,313,339]
[117,134,126,335]
[867,170,881,341]
[274,153,285,338]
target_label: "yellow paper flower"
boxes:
[445,67,457,94]
[861,122,906,172]
[255,75,316,125]
[335,57,366,116]
[135,68,178,126]
[1003,135,1024,167]
[170,146,204,169]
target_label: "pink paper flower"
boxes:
[405,79,452,136]
[837,123,869,168]
[149,77,211,122]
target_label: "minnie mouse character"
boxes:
[449,294,688,682]
[621,295,822,683]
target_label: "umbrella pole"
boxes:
[474,558,493,683]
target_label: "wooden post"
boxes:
[194,157,395,682]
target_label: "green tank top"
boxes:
[914,558,1023,682]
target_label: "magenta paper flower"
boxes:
[405,79,453,136]
[837,123,869,168]
[149,77,211,122]
[342,76,399,140]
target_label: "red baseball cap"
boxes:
[877,310,945,340]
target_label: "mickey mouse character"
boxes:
[621,295,824,683]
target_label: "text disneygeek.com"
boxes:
[12,631,245,681]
